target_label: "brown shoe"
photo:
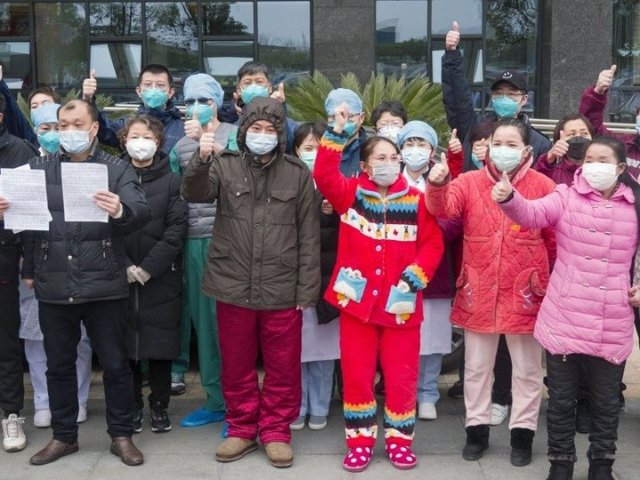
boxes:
[215,437,258,463]
[264,442,293,468]
[110,436,144,466]
[29,438,79,465]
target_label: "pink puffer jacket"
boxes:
[499,170,638,364]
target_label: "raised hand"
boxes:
[271,82,286,103]
[491,171,513,203]
[184,105,204,141]
[332,102,349,134]
[82,69,98,101]
[594,65,617,95]
[629,285,640,307]
[199,131,216,161]
[428,153,450,185]
[547,130,569,164]
[448,128,462,154]
[446,21,461,51]
[472,138,488,163]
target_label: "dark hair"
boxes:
[58,99,98,123]
[27,87,61,107]
[493,118,530,146]
[371,100,408,128]
[0,94,5,115]
[117,114,165,150]
[360,136,400,161]
[293,121,327,151]
[137,64,173,87]
[589,135,640,239]
[237,61,269,81]
[553,114,594,142]
[469,120,495,144]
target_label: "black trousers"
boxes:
[0,281,23,416]
[546,351,624,462]
[39,299,134,443]
[131,359,171,410]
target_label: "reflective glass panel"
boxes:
[0,3,30,37]
[90,43,142,89]
[202,1,254,36]
[431,0,482,35]
[203,40,253,87]
[89,3,142,36]
[0,42,30,89]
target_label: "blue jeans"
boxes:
[418,354,442,404]
[300,360,334,417]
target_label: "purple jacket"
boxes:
[499,170,638,364]
[534,154,578,186]
[579,86,640,178]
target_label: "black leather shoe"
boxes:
[110,436,144,466]
[30,438,79,465]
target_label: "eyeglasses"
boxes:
[377,121,403,128]
[184,97,212,106]
[368,154,400,164]
[492,91,525,102]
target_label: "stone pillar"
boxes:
[312,0,375,85]
[539,0,613,119]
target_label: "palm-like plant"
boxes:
[286,71,450,141]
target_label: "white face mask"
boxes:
[378,126,402,144]
[369,164,401,187]
[59,130,92,154]
[126,138,158,161]
[581,162,619,191]
[402,147,431,172]
[490,146,525,172]
[245,132,278,155]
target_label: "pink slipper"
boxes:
[386,443,417,470]
[342,446,373,472]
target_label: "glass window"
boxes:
[202,1,254,36]
[146,2,198,84]
[375,1,428,78]
[0,3,30,37]
[90,43,141,89]
[0,41,30,89]
[35,3,87,89]
[485,0,538,90]
[203,40,253,87]
[431,0,482,35]
[257,1,310,84]
[89,3,142,36]
[431,38,483,84]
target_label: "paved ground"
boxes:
[5,342,640,480]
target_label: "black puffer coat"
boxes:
[315,210,340,324]
[124,153,187,360]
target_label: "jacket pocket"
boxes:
[269,189,296,225]
[281,253,298,270]
[220,182,251,219]
[512,267,546,315]
[455,265,478,314]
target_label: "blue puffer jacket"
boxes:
[96,101,185,155]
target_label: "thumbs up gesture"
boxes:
[629,285,640,307]
[492,171,513,203]
[82,69,98,101]
[547,130,569,164]
[448,128,462,154]
[199,131,216,161]
[270,82,286,103]
[428,153,450,185]
[184,106,204,141]
[594,64,617,95]
[446,21,461,51]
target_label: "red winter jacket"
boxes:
[313,130,444,328]
[425,159,556,334]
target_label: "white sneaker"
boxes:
[418,402,438,420]
[34,409,52,428]
[2,414,27,452]
[490,403,509,426]
[290,415,305,430]
[308,415,328,430]
[77,405,87,424]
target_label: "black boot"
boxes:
[546,461,574,480]
[510,427,534,466]
[588,458,614,480]
[462,425,489,461]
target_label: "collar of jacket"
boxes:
[485,152,533,186]
[59,137,100,162]
[573,167,635,203]
[245,150,280,170]
[357,170,410,201]
[127,151,170,181]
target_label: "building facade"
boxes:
[0,0,635,120]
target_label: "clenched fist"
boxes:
[594,65,616,95]
[428,153,450,185]
[199,132,216,161]
[491,171,513,203]
[446,21,461,51]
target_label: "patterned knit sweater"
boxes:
[313,129,444,328]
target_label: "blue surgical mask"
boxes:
[186,103,214,126]
[490,146,525,172]
[492,96,519,118]
[343,121,358,137]
[59,130,92,154]
[245,132,278,155]
[471,152,484,169]
[241,84,269,105]
[299,150,317,170]
[401,147,431,171]
[37,131,60,154]
[141,88,169,110]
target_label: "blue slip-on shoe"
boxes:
[180,408,225,428]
